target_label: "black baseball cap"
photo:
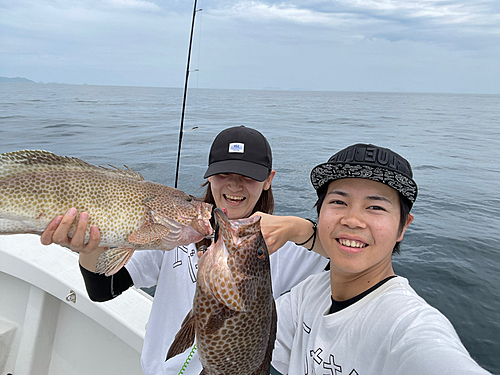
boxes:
[203,126,272,182]
[311,143,418,207]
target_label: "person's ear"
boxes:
[397,213,414,242]
[263,170,276,191]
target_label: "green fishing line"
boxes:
[179,344,197,375]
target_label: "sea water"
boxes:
[1,83,499,373]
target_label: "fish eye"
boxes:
[257,248,265,259]
[185,195,193,202]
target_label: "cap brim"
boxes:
[204,160,270,182]
[310,162,417,206]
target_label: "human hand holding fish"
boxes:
[40,208,110,272]
[0,150,213,275]
[41,208,102,253]
[254,211,327,257]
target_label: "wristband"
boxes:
[295,218,317,251]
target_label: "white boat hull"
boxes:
[0,234,152,375]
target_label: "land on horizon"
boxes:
[0,76,37,84]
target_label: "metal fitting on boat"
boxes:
[66,290,76,303]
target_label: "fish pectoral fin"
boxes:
[205,306,237,335]
[166,310,196,361]
[128,223,170,244]
[95,248,135,276]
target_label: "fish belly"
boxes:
[195,283,275,374]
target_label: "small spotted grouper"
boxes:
[166,208,277,375]
[0,150,213,275]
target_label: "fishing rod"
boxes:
[174,0,201,189]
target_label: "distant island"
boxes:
[0,76,36,84]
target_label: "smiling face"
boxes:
[208,172,275,220]
[318,178,413,286]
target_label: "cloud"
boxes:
[1,0,499,92]
[106,0,160,11]
[211,1,347,25]
[208,0,500,39]
[202,0,500,53]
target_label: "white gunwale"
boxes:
[0,234,152,374]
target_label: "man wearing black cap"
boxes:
[272,144,490,375]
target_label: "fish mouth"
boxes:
[213,208,260,250]
[186,201,213,238]
[199,208,262,311]
[200,220,214,238]
[213,207,260,239]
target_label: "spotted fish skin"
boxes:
[0,150,213,275]
[167,208,277,375]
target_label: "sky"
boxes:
[1,0,499,94]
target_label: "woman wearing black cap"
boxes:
[40,126,329,375]
[272,144,490,375]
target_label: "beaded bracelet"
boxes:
[295,218,317,251]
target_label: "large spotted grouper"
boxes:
[167,208,277,375]
[0,150,213,276]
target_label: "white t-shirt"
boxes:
[126,241,328,375]
[273,272,490,375]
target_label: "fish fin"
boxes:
[128,223,170,244]
[145,209,198,249]
[206,306,237,335]
[0,150,143,180]
[166,310,196,361]
[95,248,135,276]
[199,369,208,375]
[98,164,144,180]
[252,299,277,375]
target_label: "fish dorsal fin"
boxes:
[166,310,196,361]
[95,247,135,276]
[98,164,144,180]
[0,150,144,181]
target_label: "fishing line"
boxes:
[194,0,204,90]
[188,0,203,115]
[178,344,197,375]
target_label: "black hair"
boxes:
[314,182,411,254]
